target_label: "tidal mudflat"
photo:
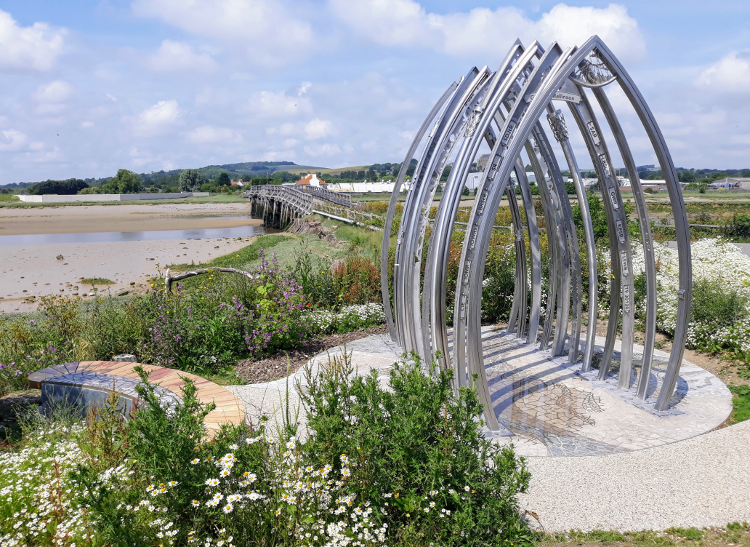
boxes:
[0,202,266,313]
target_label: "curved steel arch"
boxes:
[382,35,692,431]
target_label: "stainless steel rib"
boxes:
[381,82,458,344]
[382,35,692,431]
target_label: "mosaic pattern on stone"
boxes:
[477,328,733,456]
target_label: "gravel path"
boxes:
[520,419,750,532]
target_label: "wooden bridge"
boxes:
[243,185,380,229]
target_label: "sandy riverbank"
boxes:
[0,236,257,314]
[0,203,259,236]
[0,202,267,314]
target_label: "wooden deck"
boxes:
[29,360,245,436]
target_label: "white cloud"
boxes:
[132,0,314,66]
[268,118,334,140]
[80,121,94,128]
[303,118,334,140]
[146,40,218,73]
[0,9,66,71]
[283,138,299,148]
[34,103,67,116]
[32,80,73,103]
[262,149,297,161]
[534,4,646,61]
[28,146,63,164]
[135,100,181,136]
[185,125,242,144]
[129,146,176,170]
[697,52,750,90]
[0,129,28,151]
[249,89,312,118]
[329,1,646,62]
[728,134,750,146]
[303,143,341,156]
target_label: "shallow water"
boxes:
[0,223,269,246]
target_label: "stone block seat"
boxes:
[28,361,245,437]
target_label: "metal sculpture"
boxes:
[381,37,692,431]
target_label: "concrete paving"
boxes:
[520,419,750,532]
[226,332,747,531]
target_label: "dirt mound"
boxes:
[288,219,338,242]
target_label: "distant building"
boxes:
[466,172,482,190]
[230,180,245,187]
[295,174,326,186]
[465,172,536,190]
[326,181,405,193]
[476,154,490,172]
[638,179,668,191]
[716,177,750,190]
[582,178,599,188]
[709,180,739,190]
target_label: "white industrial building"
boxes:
[326,181,411,193]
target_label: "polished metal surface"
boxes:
[381,36,692,428]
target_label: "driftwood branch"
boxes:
[165,267,254,292]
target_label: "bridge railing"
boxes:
[297,185,353,207]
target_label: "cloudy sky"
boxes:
[0,0,749,183]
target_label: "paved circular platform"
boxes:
[477,327,733,457]
[229,328,731,458]
[225,331,746,531]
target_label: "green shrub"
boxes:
[290,247,381,310]
[481,232,517,324]
[666,527,703,540]
[0,402,91,545]
[691,279,749,329]
[289,247,339,309]
[726,213,750,239]
[140,251,309,373]
[299,351,533,546]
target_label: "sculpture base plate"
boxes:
[473,326,732,457]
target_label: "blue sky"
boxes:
[0,0,749,183]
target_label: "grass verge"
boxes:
[540,523,750,547]
[728,385,750,423]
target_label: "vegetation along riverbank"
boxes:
[2,193,750,545]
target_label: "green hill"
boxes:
[1,160,420,192]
